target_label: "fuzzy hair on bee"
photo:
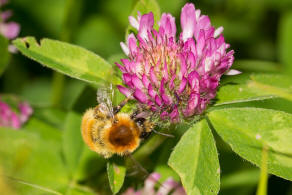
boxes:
[81,87,154,158]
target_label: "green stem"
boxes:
[51,72,65,107]
[256,145,268,195]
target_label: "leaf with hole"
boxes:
[13,37,121,86]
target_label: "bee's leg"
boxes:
[130,109,140,120]
[113,97,130,114]
[130,105,146,120]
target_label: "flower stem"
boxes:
[256,145,268,195]
[51,72,65,107]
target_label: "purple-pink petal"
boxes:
[116,2,234,123]
[138,12,154,41]
[133,89,147,104]
[0,22,20,39]
[120,42,129,56]
[129,16,139,30]
[115,62,126,73]
[142,74,150,88]
[159,13,176,38]
[149,67,159,87]
[10,112,21,129]
[122,73,134,88]
[19,102,33,123]
[155,95,162,106]
[0,99,32,129]
[131,75,144,90]
[1,10,12,21]
[177,77,187,94]
[148,84,157,98]
[127,33,138,55]
[188,71,200,90]
[0,0,8,6]
[117,85,132,98]
[170,106,179,123]
[172,187,187,195]
[181,3,196,41]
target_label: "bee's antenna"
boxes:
[152,129,175,138]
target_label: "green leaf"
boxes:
[232,60,280,73]
[13,37,121,86]
[248,74,292,102]
[125,0,161,39]
[0,128,67,194]
[0,34,10,76]
[6,177,62,195]
[63,186,96,195]
[208,108,292,181]
[215,83,275,106]
[157,0,186,13]
[33,107,67,129]
[221,169,260,189]
[107,158,126,194]
[73,147,106,181]
[24,117,62,142]
[61,79,86,110]
[215,74,279,106]
[168,119,220,195]
[21,78,52,107]
[62,112,84,178]
[278,11,292,75]
[154,165,180,183]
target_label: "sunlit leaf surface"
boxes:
[107,159,126,194]
[13,37,121,86]
[208,108,292,181]
[168,119,220,195]
[248,74,292,102]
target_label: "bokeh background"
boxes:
[1,0,292,194]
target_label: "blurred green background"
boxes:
[1,0,292,194]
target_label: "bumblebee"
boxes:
[81,87,153,158]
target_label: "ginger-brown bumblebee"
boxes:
[81,87,153,158]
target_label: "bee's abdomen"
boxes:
[109,125,135,146]
[81,108,97,151]
[103,113,141,155]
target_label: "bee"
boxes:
[81,86,154,158]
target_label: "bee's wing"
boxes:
[96,84,114,118]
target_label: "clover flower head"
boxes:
[0,99,33,129]
[122,172,186,195]
[116,3,236,123]
[0,0,20,40]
